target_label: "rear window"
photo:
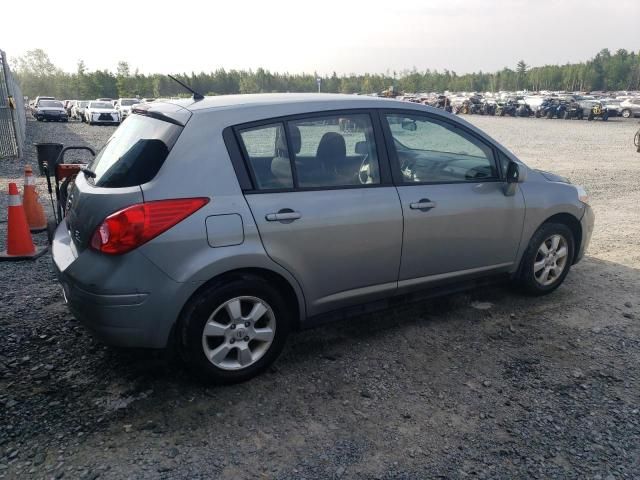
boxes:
[90,102,113,109]
[120,99,138,106]
[89,114,183,188]
[40,100,63,108]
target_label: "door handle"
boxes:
[265,210,302,222]
[409,199,437,211]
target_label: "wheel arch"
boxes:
[538,212,583,264]
[177,267,304,332]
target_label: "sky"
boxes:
[4,0,639,75]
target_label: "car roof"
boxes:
[159,93,403,112]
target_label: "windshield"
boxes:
[121,99,138,106]
[90,102,113,109]
[78,101,89,107]
[40,100,63,108]
[90,114,183,188]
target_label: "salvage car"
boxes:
[52,93,594,383]
[33,99,68,122]
[72,101,89,121]
[85,101,121,125]
[115,98,140,120]
[619,98,640,119]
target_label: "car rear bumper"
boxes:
[51,220,188,349]
[575,204,594,264]
[37,112,68,120]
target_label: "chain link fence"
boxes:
[0,49,26,160]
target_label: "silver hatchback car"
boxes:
[52,93,594,383]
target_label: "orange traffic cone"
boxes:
[0,183,48,261]
[23,165,47,232]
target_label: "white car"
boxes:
[115,98,140,120]
[85,101,121,125]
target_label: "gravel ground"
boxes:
[1,115,639,480]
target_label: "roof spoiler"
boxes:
[131,102,191,126]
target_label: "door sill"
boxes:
[302,273,510,329]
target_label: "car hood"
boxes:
[536,169,570,184]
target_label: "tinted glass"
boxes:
[40,100,63,108]
[239,123,293,190]
[121,99,138,106]
[287,114,379,187]
[90,115,182,188]
[385,114,497,183]
[90,102,112,109]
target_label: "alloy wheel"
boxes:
[533,234,569,286]
[201,296,276,371]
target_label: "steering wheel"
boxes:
[358,153,372,184]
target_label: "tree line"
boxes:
[10,48,640,100]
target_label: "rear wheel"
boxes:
[518,223,574,295]
[179,274,292,384]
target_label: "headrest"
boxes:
[316,132,346,160]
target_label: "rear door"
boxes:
[381,111,525,289]
[235,111,403,317]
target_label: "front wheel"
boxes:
[518,223,575,295]
[621,109,632,119]
[179,274,292,383]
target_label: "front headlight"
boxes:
[575,185,589,205]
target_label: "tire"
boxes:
[621,109,632,119]
[178,274,293,384]
[547,111,553,119]
[563,111,570,120]
[518,222,575,296]
[535,111,541,118]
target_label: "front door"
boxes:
[381,112,525,288]
[238,112,403,316]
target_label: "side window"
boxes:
[384,114,497,183]
[239,123,293,190]
[287,113,380,188]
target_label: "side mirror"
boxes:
[503,161,520,196]
[506,161,519,183]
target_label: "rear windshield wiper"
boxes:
[80,167,96,178]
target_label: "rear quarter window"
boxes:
[90,115,183,188]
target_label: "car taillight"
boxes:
[90,198,209,254]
